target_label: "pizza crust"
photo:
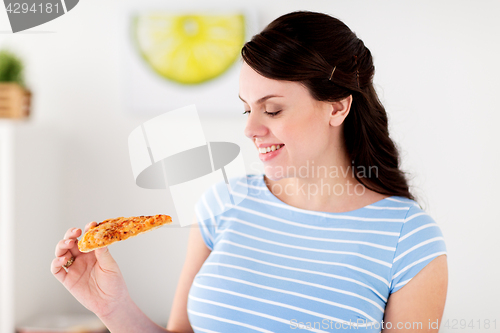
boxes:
[77,214,172,253]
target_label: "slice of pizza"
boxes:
[78,214,172,253]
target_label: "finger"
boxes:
[55,238,80,258]
[94,247,119,271]
[51,256,68,282]
[63,227,81,240]
[84,221,98,233]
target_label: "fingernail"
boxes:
[65,239,72,244]
[60,257,66,262]
[72,228,78,233]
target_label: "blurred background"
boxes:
[0,0,499,332]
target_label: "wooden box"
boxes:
[0,83,31,119]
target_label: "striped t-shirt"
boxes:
[187,174,447,333]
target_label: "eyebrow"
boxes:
[238,94,283,104]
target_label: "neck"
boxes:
[263,153,371,212]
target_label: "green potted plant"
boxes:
[0,49,31,118]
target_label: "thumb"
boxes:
[94,247,118,270]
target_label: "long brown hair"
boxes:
[241,11,417,202]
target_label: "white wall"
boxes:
[0,0,499,332]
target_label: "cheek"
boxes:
[288,116,329,148]
[282,127,322,162]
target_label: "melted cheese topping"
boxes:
[78,215,172,252]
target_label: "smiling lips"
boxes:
[256,144,285,162]
[258,144,284,154]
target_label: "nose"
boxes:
[244,112,268,140]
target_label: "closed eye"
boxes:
[242,110,282,117]
[265,110,281,117]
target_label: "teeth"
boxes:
[259,145,283,154]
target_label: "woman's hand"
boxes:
[51,222,130,318]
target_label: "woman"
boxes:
[51,11,447,332]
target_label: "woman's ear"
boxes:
[329,95,352,127]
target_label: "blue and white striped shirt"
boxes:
[187,174,447,332]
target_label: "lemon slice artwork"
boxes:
[133,13,246,85]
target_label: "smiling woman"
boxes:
[181,10,448,333]
[51,10,447,333]
[240,12,413,202]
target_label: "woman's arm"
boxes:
[97,296,170,333]
[51,224,171,333]
[382,255,448,332]
[167,219,212,332]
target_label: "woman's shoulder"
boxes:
[388,196,446,258]
[379,195,425,214]
[194,174,263,229]
[389,197,447,293]
[386,196,434,223]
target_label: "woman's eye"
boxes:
[265,110,281,117]
[242,110,281,117]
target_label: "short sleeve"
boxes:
[389,204,447,294]
[194,179,233,251]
